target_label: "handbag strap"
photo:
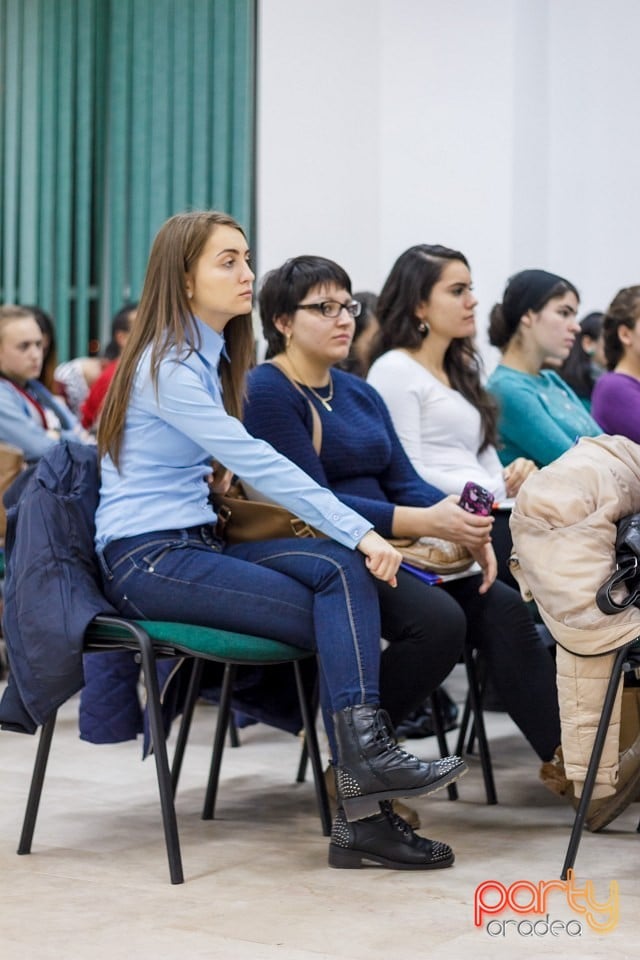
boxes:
[596,555,640,614]
[267,359,322,455]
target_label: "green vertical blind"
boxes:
[0,0,255,359]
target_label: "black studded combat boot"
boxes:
[328,801,455,870]
[332,703,467,820]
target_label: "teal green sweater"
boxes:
[486,366,601,467]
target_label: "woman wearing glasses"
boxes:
[95,211,466,872]
[244,255,563,799]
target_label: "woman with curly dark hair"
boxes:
[367,244,537,586]
[591,286,640,441]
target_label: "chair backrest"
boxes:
[1,441,116,730]
[0,442,25,541]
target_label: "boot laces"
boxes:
[372,709,415,761]
[379,800,415,840]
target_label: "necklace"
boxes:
[284,355,334,411]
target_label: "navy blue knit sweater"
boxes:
[244,363,444,538]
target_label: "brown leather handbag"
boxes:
[388,536,473,575]
[212,362,325,544]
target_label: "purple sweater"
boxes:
[244,363,445,537]
[592,371,640,443]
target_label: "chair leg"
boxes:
[296,738,309,784]
[429,692,458,801]
[135,625,184,884]
[295,679,319,784]
[461,646,498,805]
[293,662,331,836]
[202,663,236,820]
[561,642,629,879]
[171,657,205,796]
[454,690,473,757]
[228,712,240,748]
[17,711,57,855]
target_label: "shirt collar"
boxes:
[193,316,230,363]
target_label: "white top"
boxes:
[367,349,508,500]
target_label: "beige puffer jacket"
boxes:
[509,435,640,792]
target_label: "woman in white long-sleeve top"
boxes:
[367,244,537,587]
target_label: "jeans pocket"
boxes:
[134,539,189,574]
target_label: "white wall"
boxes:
[257,0,640,367]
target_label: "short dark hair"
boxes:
[104,302,138,360]
[259,256,352,358]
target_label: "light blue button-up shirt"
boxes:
[95,319,372,550]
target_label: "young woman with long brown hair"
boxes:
[95,210,466,871]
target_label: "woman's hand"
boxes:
[420,495,494,548]
[205,460,233,496]
[503,458,537,498]
[356,530,401,587]
[469,542,497,594]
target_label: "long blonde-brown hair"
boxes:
[98,211,254,468]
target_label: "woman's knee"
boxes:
[379,575,466,651]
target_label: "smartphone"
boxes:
[458,480,495,516]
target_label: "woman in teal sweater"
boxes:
[486,269,601,467]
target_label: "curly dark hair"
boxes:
[372,244,498,451]
[602,286,640,370]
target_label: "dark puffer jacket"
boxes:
[0,441,116,732]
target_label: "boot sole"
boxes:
[328,844,455,870]
[341,760,468,821]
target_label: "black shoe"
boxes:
[333,704,467,820]
[396,689,459,740]
[328,802,454,870]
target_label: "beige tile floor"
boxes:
[1,667,638,960]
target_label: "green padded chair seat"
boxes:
[85,618,312,663]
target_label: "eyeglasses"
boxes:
[296,299,362,319]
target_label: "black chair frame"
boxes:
[561,638,640,879]
[17,615,330,885]
[454,645,498,804]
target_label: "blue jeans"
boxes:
[98,524,382,757]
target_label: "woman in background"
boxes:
[80,302,138,430]
[337,291,379,377]
[557,311,605,411]
[0,305,86,461]
[22,305,57,393]
[486,269,601,467]
[591,286,640,441]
